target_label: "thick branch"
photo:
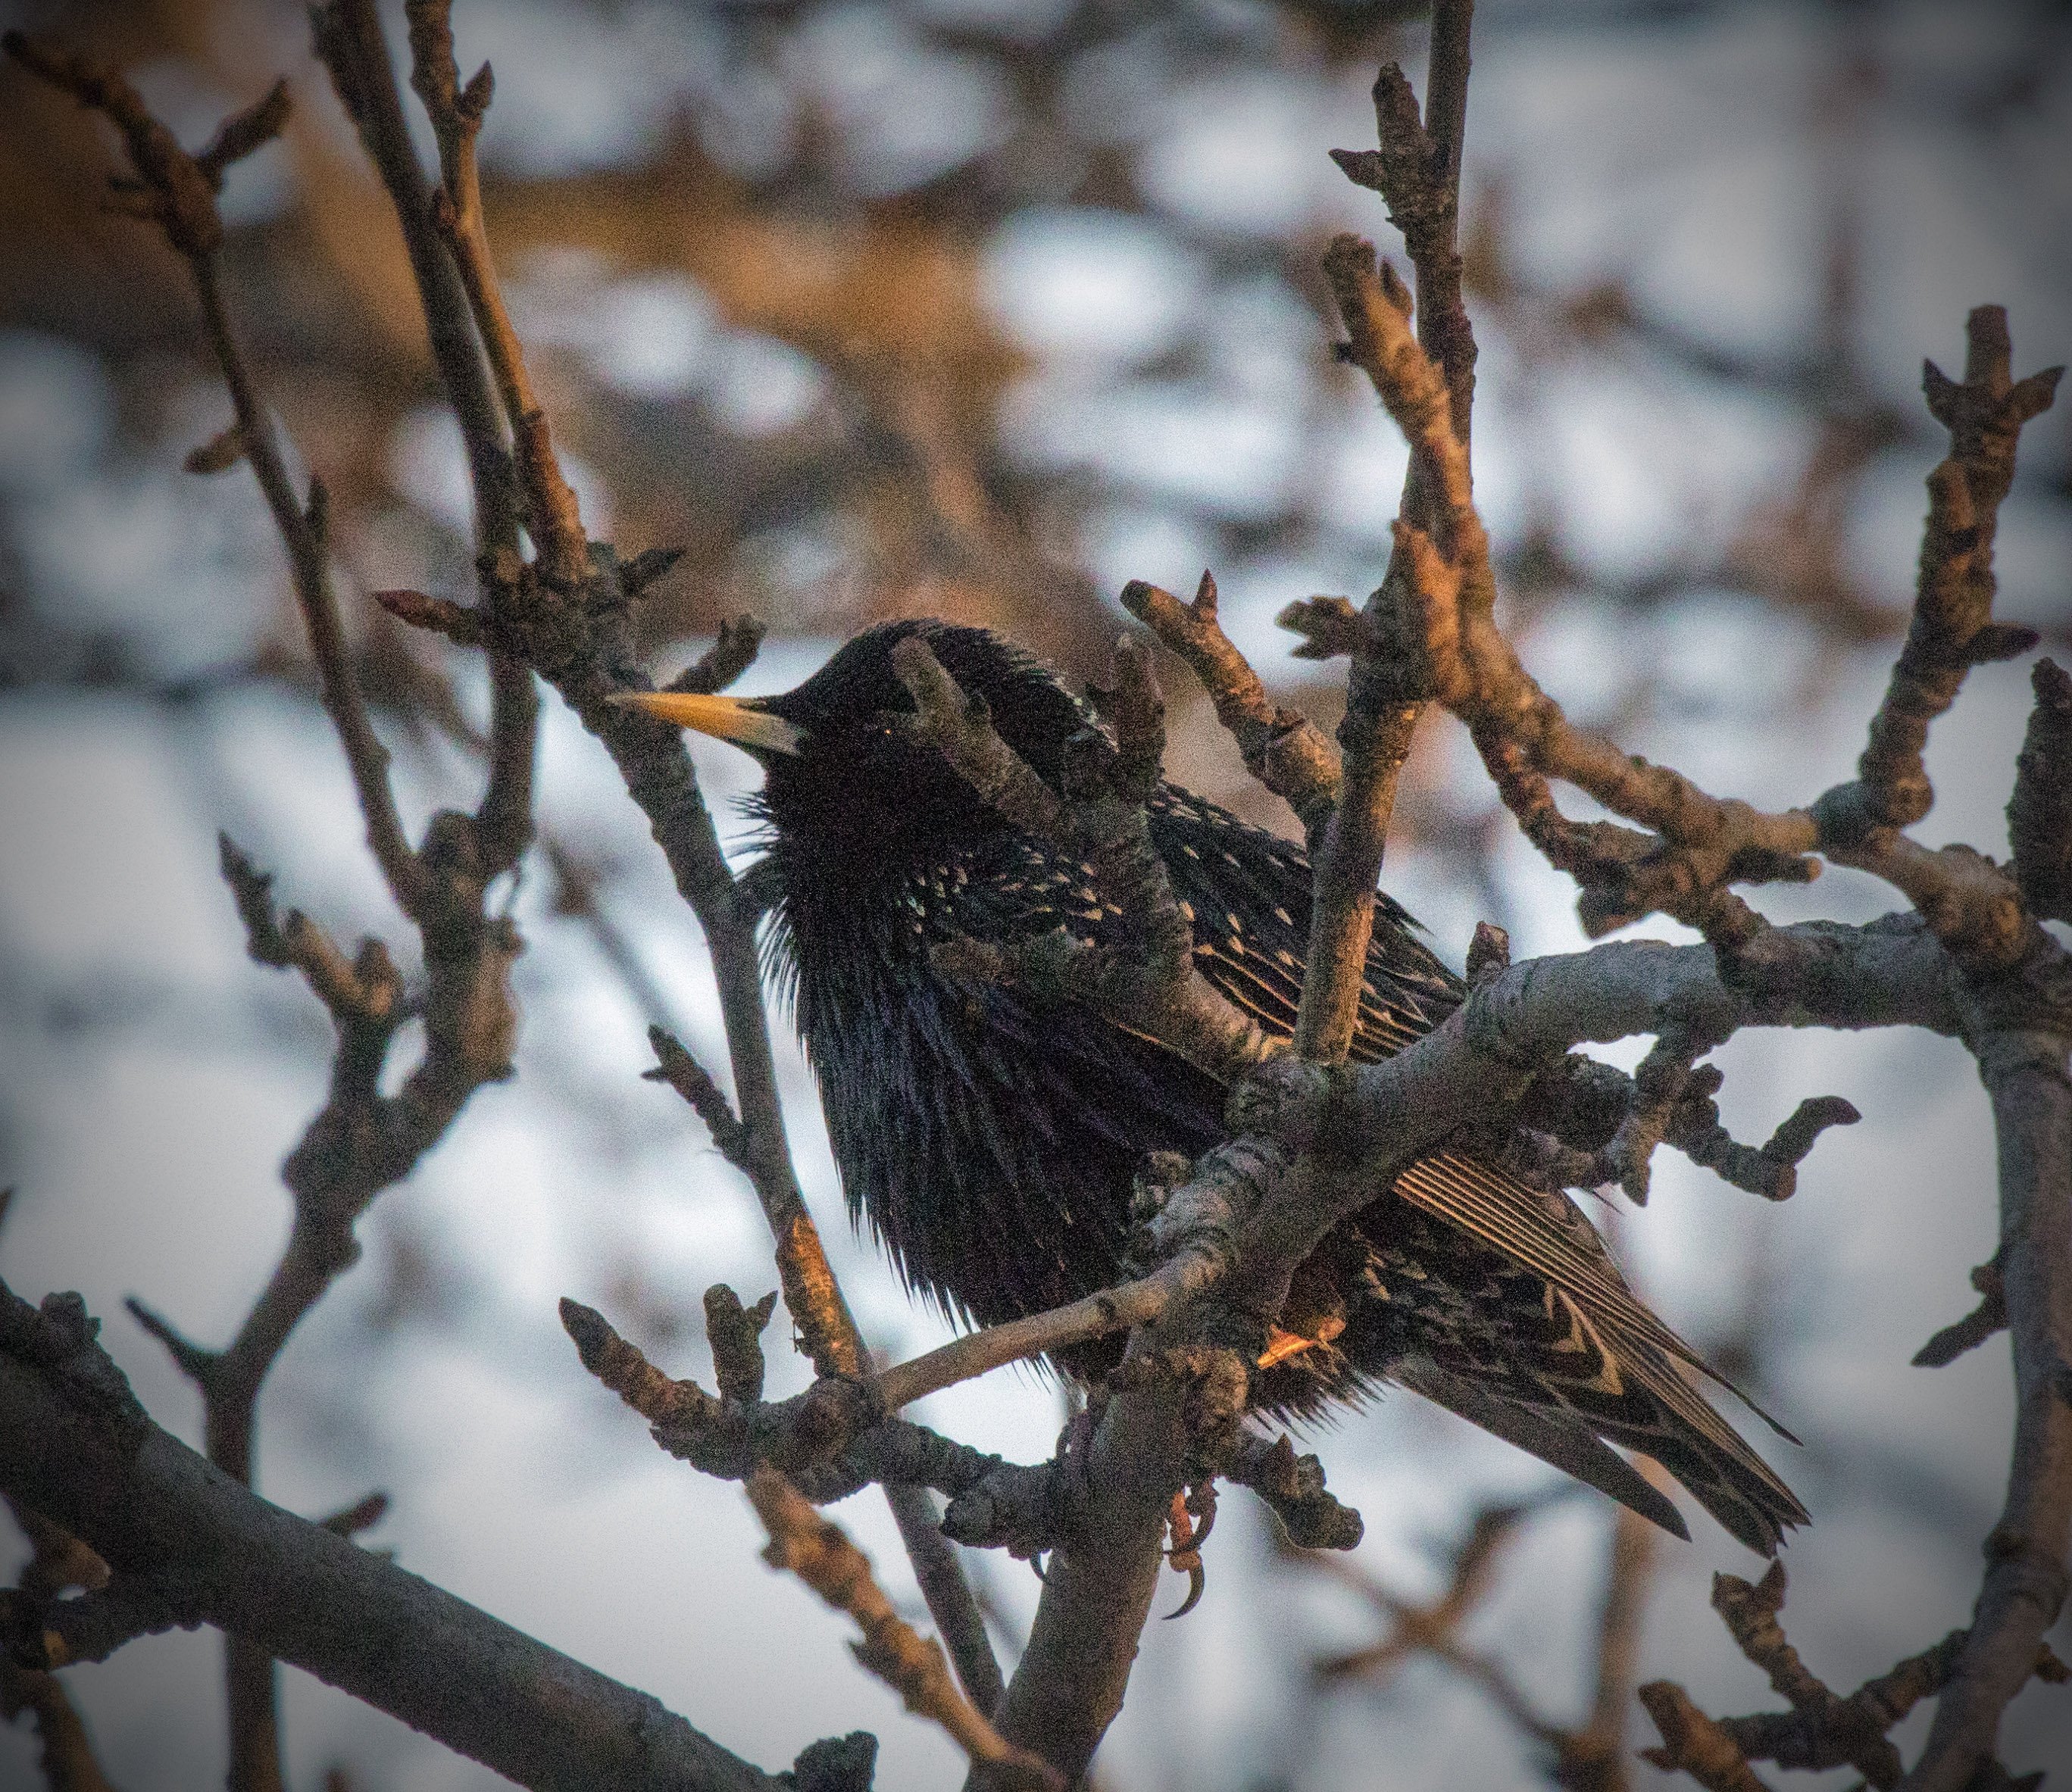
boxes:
[1900,1027,2072,1791]
[1231,921,1966,1265]
[0,1283,791,1792]
[873,1137,1285,1413]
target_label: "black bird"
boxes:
[621,620,1806,1553]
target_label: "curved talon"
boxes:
[1164,1561,1206,1620]
[1030,1550,1049,1583]
[1161,1485,1210,1617]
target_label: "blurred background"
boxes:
[2,0,2070,1786]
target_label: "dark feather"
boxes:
[746,621,1808,1553]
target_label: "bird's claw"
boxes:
[1161,1481,1217,1618]
[1164,1561,1206,1620]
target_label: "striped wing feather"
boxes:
[1149,790,1808,1553]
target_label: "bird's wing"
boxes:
[1148,787,1454,1054]
[1149,787,1806,1550]
[1152,789,1789,1414]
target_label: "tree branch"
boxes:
[311,0,538,881]
[0,1282,805,1792]
[3,31,422,914]
[1,39,544,1787]
[1899,1027,2072,1790]
[747,1472,1058,1790]
[1120,573,1341,848]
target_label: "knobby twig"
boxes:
[2008,659,2072,926]
[0,1497,120,1792]
[1120,572,1339,848]
[1913,1253,2008,1369]
[1642,1560,2069,1791]
[746,1472,1061,1790]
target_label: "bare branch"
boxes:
[5,32,424,915]
[1914,1255,2008,1369]
[1901,1028,2072,1791]
[0,1497,120,1792]
[747,1472,1061,1790]
[311,0,537,879]
[883,1483,1006,1719]
[1230,923,1965,1265]
[894,633,1270,1085]
[873,1137,1284,1414]
[1824,311,2061,835]
[0,1281,800,1791]
[1642,1555,2069,1790]
[402,0,586,586]
[704,1285,778,1406]
[644,1027,752,1175]
[1225,1434,1364,1551]
[1639,1683,1776,1792]
[1120,573,1341,847]
[666,614,768,698]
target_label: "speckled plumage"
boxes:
[742,620,1805,1554]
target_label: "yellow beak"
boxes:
[607,689,805,756]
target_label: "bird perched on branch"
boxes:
[619,620,1805,1554]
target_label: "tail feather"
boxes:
[1394,1356,1691,1541]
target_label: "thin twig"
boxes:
[402,0,587,587]
[747,1472,1060,1790]
[0,1497,121,1792]
[310,0,539,881]
[2,32,422,915]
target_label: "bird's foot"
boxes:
[1162,1480,1218,1619]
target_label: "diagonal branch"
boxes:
[1120,573,1340,848]
[747,1472,1060,1790]
[0,1281,811,1792]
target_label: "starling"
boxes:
[623,620,1806,1554]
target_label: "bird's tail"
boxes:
[1388,1152,1808,1553]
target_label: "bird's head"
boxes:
[612,620,1088,879]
